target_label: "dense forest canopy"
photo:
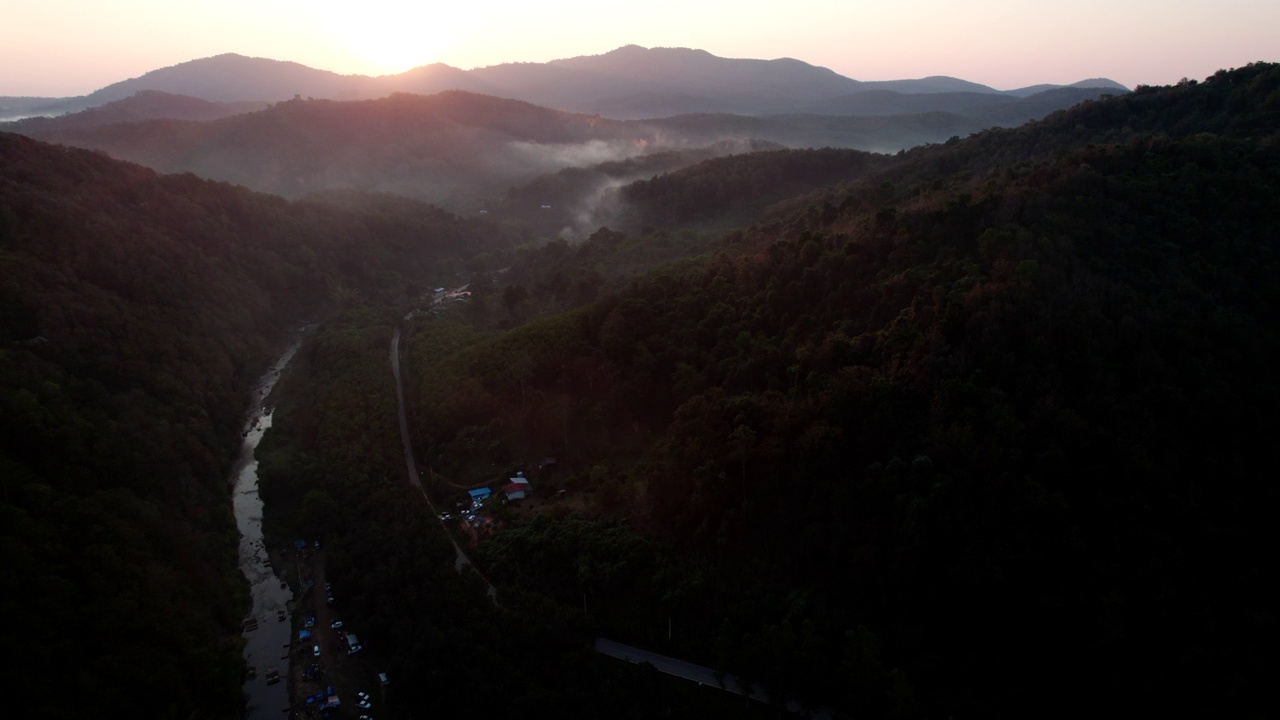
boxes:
[254,304,784,719]
[0,133,513,718]
[402,62,1280,717]
[1,61,1277,719]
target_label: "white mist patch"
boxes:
[566,176,630,237]
[505,139,649,173]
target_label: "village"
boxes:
[445,468,543,544]
[271,457,556,718]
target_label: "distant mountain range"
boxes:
[1,45,1127,121]
[0,46,1130,214]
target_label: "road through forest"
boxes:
[389,326,828,717]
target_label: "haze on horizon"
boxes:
[3,0,1277,97]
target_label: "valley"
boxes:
[2,53,1277,719]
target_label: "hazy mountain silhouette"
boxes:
[15,80,1131,212]
[857,75,1000,94]
[1007,77,1130,97]
[11,46,1128,121]
[87,53,370,104]
[20,84,1111,211]
[6,91,266,133]
[18,92,717,207]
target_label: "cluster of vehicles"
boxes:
[440,492,489,525]
[291,558,380,717]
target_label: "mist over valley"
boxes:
[2,47,1129,243]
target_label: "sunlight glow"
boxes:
[317,3,476,74]
[2,0,1278,95]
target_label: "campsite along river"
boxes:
[231,330,309,719]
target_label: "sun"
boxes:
[319,4,470,75]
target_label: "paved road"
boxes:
[595,638,736,691]
[595,639,832,717]
[390,328,498,597]
[390,328,423,491]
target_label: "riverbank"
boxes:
[234,332,308,719]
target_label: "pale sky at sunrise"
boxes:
[2,0,1277,97]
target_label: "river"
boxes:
[231,332,308,719]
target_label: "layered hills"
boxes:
[9,87,1124,213]
[4,45,1126,121]
[2,46,1128,218]
[2,58,1274,719]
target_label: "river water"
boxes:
[231,333,307,719]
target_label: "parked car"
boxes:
[330,619,343,629]
[356,692,370,701]
[312,645,320,657]
[356,700,372,710]
[348,644,364,655]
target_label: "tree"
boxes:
[502,284,529,319]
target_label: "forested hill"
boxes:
[16,92,653,206]
[406,63,1279,716]
[615,62,1280,234]
[0,132,512,718]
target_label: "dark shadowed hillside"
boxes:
[0,132,515,718]
[618,147,891,229]
[400,62,1280,718]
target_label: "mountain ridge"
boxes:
[7,46,1128,121]
[12,86,1123,210]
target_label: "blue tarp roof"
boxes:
[468,488,491,499]
[295,539,307,550]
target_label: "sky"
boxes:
[2,0,1277,96]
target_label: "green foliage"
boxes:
[0,131,517,719]
[621,147,888,228]
[260,301,783,719]
[405,66,1280,717]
